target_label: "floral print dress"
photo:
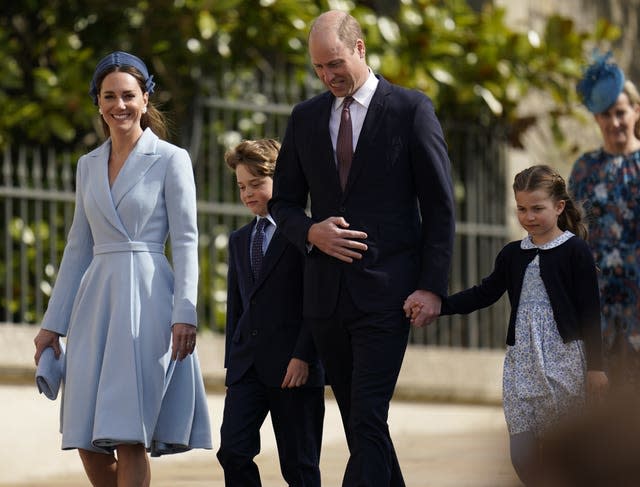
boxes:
[502,232,586,436]
[569,149,640,356]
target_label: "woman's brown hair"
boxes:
[95,65,168,140]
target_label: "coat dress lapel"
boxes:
[86,128,163,240]
[86,141,130,238]
[110,128,162,208]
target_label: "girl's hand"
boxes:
[586,370,608,403]
[403,297,426,324]
[408,302,423,321]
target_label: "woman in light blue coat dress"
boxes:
[33,51,211,486]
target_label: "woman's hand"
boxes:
[33,329,62,365]
[171,323,197,361]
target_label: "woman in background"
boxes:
[569,52,640,393]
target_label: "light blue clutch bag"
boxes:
[35,343,65,400]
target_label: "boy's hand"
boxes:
[281,358,309,388]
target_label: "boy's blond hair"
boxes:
[224,139,280,178]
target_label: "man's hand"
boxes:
[307,217,368,263]
[403,290,442,328]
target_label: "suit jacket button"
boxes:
[251,329,258,336]
[339,207,346,213]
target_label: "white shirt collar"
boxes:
[333,69,378,111]
[520,230,573,250]
[257,214,276,227]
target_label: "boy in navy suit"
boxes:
[217,139,325,486]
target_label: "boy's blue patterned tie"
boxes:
[251,218,269,279]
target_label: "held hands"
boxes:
[308,217,368,263]
[171,323,197,361]
[33,329,62,365]
[281,358,309,388]
[403,290,442,328]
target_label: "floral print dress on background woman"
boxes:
[569,149,640,384]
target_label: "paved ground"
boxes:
[0,324,519,486]
[1,386,517,487]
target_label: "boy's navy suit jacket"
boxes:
[224,219,323,388]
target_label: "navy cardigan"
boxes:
[440,235,603,370]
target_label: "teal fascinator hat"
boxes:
[577,51,625,114]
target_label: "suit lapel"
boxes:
[345,76,390,194]
[314,93,342,190]
[250,228,288,294]
[111,128,162,208]
[237,223,255,293]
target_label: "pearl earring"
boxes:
[142,106,147,114]
[98,108,103,115]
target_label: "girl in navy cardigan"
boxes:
[406,165,608,486]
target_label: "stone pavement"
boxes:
[0,324,518,486]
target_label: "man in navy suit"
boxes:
[269,11,455,486]
[217,139,324,486]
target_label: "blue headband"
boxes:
[89,51,156,105]
[577,51,625,114]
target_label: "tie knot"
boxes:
[342,96,354,109]
[256,218,269,232]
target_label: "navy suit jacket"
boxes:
[224,219,323,387]
[269,76,455,318]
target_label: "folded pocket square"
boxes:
[36,343,65,400]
